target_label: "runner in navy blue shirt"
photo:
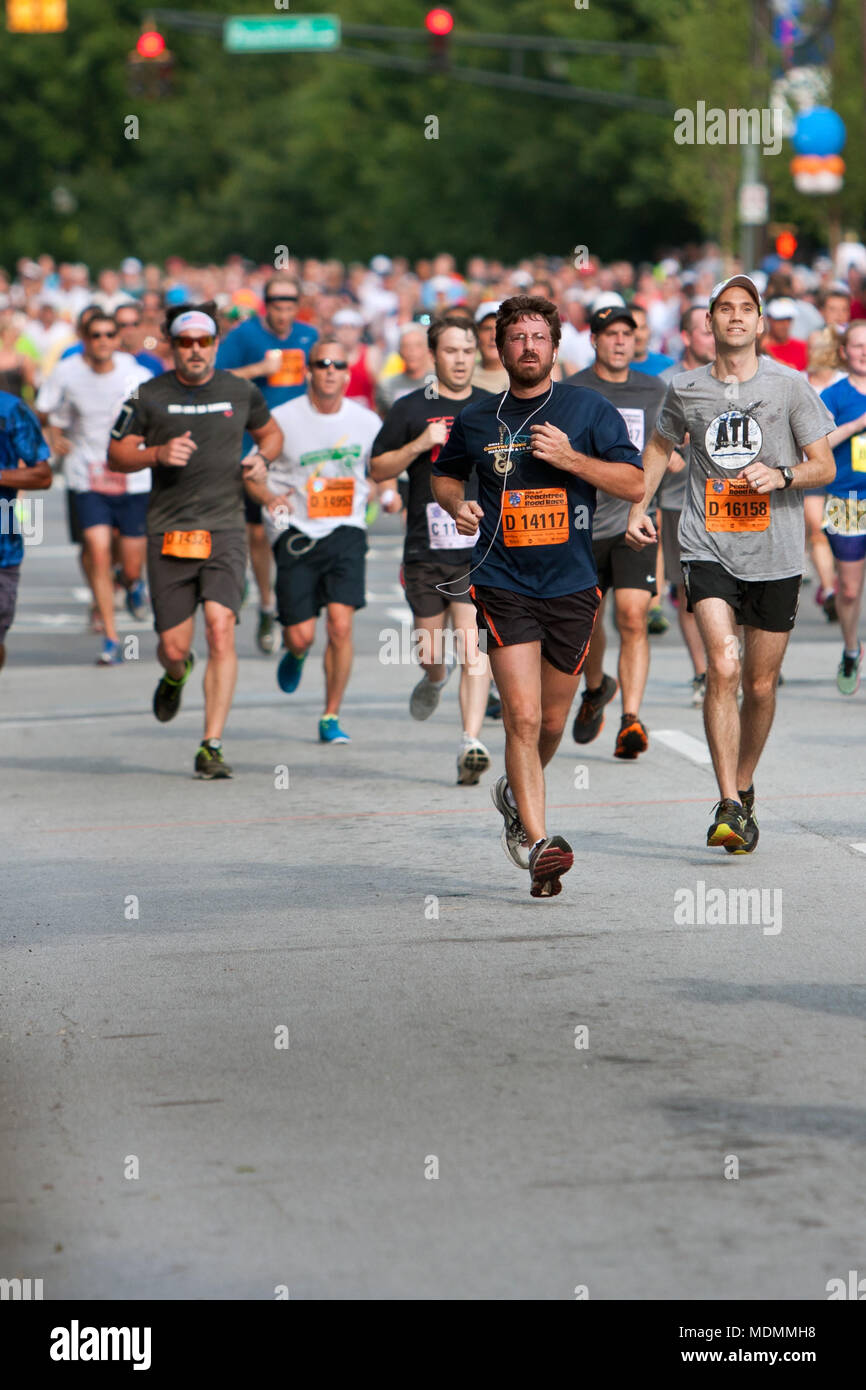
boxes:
[433,295,643,899]
[217,276,319,654]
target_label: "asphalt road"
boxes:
[1,485,864,1300]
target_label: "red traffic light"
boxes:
[775,232,797,260]
[136,30,166,59]
[425,8,453,36]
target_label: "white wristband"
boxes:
[380,488,397,506]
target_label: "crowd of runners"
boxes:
[2,239,866,896]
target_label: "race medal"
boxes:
[306,476,355,518]
[267,349,306,388]
[426,501,475,550]
[88,461,127,496]
[704,478,769,532]
[162,529,212,559]
[851,433,866,473]
[502,488,569,547]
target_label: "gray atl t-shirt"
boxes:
[655,357,834,581]
[568,367,666,540]
[657,361,689,511]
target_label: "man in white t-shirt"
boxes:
[245,337,383,743]
[36,311,152,664]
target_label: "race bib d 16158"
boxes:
[704,478,769,532]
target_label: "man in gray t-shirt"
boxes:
[566,304,667,760]
[626,275,835,855]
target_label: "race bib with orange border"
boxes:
[502,488,569,547]
[306,476,355,519]
[161,529,212,559]
[267,349,306,388]
[705,478,770,532]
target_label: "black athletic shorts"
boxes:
[682,560,801,632]
[274,525,366,626]
[244,494,263,526]
[592,532,658,597]
[402,558,473,617]
[147,529,247,632]
[471,582,601,676]
[66,487,83,546]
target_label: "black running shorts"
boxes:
[592,531,658,597]
[402,558,473,617]
[147,530,247,632]
[471,583,601,676]
[682,560,801,632]
[274,524,367,626]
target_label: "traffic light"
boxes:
[6,0,67,31]
[127,27,173,98]
[425,8,453,72]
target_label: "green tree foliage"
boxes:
[0,0,859,270]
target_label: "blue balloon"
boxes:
[792,107,847,156]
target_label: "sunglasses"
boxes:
[310,358,347,370]
[88,330,117,340]
[174,335,214,349]
[266,296,298,304]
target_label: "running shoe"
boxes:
[96,638,121,667]
[572,673,618,744]
[409,671,447,721]
[257,609,277,654]
[614,713,649,760]
[691,673,707,707]
[725,785,759,855]
[456,738,490,786]
[647,604,669,635]
[125,579,149,621]
[837,643,862,696]
[529,836,574,898]
[491,776,530,869]
[706,798,747,849]
[277,649,305,693]
[194,739,233,779]
[485,691,502,720]
[816,585,838,623]
[319,715,350,744]
[153,652,195,723]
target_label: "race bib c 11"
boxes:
[426,501,475,550]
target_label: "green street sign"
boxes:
[224,15,341,54]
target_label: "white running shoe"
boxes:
[456,738,491,786]
[490,775,530,868]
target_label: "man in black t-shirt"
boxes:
[370,314,493,787]
[567,305,667,759]
[109,305,283,779]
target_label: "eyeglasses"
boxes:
[266,296,298,304]
[174,335,214,349]
[88,330,118,340]
[310,358,347,370]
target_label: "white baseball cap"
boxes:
[332,308,364,327]
[765,298,797,321]
[474,300,501,324]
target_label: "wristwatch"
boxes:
[778,467,794,489]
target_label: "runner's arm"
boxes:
[369,428,435,480]
[0,458,52,490]
[624,431,677,548]
[826,412,866,451]
[248,417,283,464]
[789,435,835,489]
[431,473,483,536]
[108,433,160,472]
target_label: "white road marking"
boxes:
[653,729,712,765]
[850,843,866,855]
[385,606,414,623]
